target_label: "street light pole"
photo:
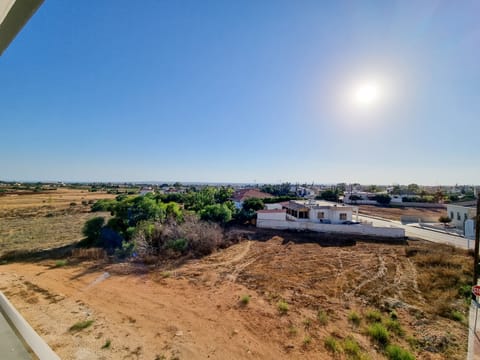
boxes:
[473,196,480,297]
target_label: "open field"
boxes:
[358,205,445,222]
[0,233,471,359]
[0,190,470,359]
[0,189,114,258]
[0,188,115,218]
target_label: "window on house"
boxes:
[450,211,454,219]
[465,213,468,221]
[340,213,347,220]
[317,212,325,219]
[457,212,461,221]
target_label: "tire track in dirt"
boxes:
[180,241,255,283]
[344,252,386,300]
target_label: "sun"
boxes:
[352,81,381,107]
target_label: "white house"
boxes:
[343,191,378,205]
[139,187,155,196]
[256,199,405,238]
[260,200,358,224]
[446,202,477,229]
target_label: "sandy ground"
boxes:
[0,236,468,360]
[358,205,445,222]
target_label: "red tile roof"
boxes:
[232,189,273,202]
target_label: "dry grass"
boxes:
[0,188,115,218]
[71,248,107,260]
[407,243,472,318]
[0,189,113,258]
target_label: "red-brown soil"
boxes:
[0,235,468,360]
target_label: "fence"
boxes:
[257,219,405,238]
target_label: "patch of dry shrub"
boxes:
[409,243,472,318]
[133,214,227,259]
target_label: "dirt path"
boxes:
[0,239,469,360]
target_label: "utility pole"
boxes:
[473,195,480,297]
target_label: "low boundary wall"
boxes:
[0,291,60,360]
[257,219,405,238]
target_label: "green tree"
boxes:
[407,183,420,195]
[200,204,232,223]
[214,186,234,203]
[375,194,391,205]
[165,202,184,222]
[391,185,402,195]
[190,187,216,211]
[242,198,264,211]
[439,216,452,227]
[349,194,362,203]
[82,217,105,245]
[317,190,339,202]
[260,183,292,196]
[336,183,346,194]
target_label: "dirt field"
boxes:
[358,205,445,222]
[0,191,470,359]
[0,235,470,360]
[0,189,114,258]
[0,188,115,218]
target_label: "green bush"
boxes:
[385,345,415,360]
[317,309,329,325]
[324,336,340,353]
[82,217,105,245]
[54,260,67,267]
[69,320,94,332]
[303,335,312,347]
[367,323,389,346]
[240,295,251,306]
[303,318,312,328]
[199,203,232,223]
[459,284,472,299]
[114,240,135,258]
[277,300,289,314]
[91,199,117,212]
[288,326,298,336]
[365,309,383,323]
[166,238,189,253]
[343,337,361,358]
[348,311,361,327]
[451,310,465,322]
[385,318,404,336]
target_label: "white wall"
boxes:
[265,203,283,210]
[257,211,286,221]
[447,204,476,228]
[256,219,405,238]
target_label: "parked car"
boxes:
[319,219,332,224]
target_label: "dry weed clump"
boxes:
[71,248,107,260]
[407,243,472,318]
[133,214,228,260]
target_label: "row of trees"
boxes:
[82,187,273,258]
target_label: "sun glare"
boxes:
[352,81,381,107]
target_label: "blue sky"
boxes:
[1,0,479,185]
